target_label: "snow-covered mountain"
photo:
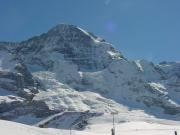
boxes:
[0,24,180,129]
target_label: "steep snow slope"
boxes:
[76,59,180,116]
[33,71,128,113]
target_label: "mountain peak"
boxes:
[47,23,105,43]
[48,23,78,33]
[16,24,123,71]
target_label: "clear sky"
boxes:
[0,0,180,62]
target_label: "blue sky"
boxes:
[0,0,180,62]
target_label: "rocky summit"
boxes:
[0,24,180,128]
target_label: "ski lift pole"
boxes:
[111,111,118,135]
[113,113,115,130]
[70,126,72,135]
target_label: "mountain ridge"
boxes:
[0,24,180,128]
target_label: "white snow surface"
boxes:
[33,71,128,113]
[1,118,180,135]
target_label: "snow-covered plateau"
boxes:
[0,24,180,134]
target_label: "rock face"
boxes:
[15,24,123,71]
[0,24,180,126]
[0,43,43,120]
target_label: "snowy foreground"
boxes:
[1,119,180,135]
